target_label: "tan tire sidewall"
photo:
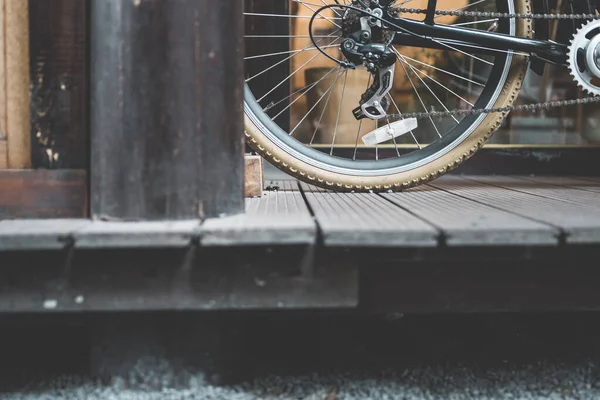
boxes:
[244,1,532,191]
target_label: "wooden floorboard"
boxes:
[0,219,91,250]
[201,181,316,246]
[0,219,201,251]
[514,176,600,194]
[299,183,439,247]
[465,176,600,208]
[73,220,200,249]
[429,176,600,244]
[264,179,298,192]
[384,187,559,246]
[2,175,600,250]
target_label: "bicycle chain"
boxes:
[385,7,600,120]
[394,7,600,19]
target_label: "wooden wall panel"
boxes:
[0,141,6,169]
[28,0,88,169]
[5,0,31,169]
[0,0,8,169]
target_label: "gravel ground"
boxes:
[2,312,600,400]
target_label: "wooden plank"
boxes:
[298,182,326,193]
[516,176,600,193]
[90,0,244,220]
[202,181,316,246]
[429,176,600,244]
[383,187,559,246]
[5,0,30,168]
[73,221,200,249]
[264,179,298,192]
[0,219,90,251]
[245,155,264,198]
[465,176,600,208]
[0,170,87,219]
[300,183,439,247]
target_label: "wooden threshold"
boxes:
[0,169,87,219]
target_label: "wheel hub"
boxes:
[594,43,600,70]
[568,20,600,96]
[585,35,600,79]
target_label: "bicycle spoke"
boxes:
[315,0,343,17]
[311,70,344,145]
[399,54,485,88]
[353,74,373,160]
[330,70,349,156]
[245,35,338,38]
[246,31,340,82]
[244,12,341,19]
[395,50,443,138]
[290,67,343,136]
[450,18,499,26]
[437,39,529,57]
[387,94,422,149]
[257,37,341,103]
[265,66,339,112]
[402,58,474,107]
[245,44,339,61]
[272,66,340,120]
[292,0,342,29]
[292,0,334,8]
[393,48,461,123]
[433,40,494,65]
[386,116,402,157]
[396,52,461,124]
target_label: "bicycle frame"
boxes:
[389,16,567,65]
[379,0,594,67]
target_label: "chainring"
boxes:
[568,19,600,95]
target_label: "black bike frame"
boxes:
[385,4,569,65]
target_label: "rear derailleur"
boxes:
[339,0,397,121]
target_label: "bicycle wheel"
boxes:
[244,0,532,191]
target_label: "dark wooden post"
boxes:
[90,0,244,220]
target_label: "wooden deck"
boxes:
[2,175,599,251]
[1,175,600,314]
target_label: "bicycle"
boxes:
[244,0,600,191]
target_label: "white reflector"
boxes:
[361,118,418,146]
